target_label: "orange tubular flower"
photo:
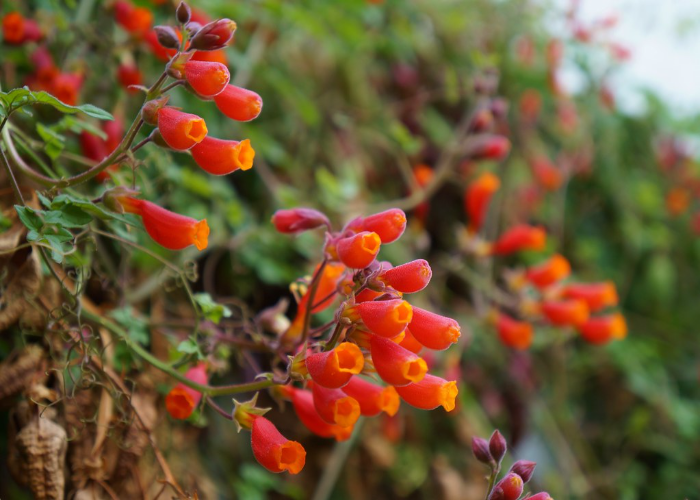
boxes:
[465,172,501,232]
[491,224,547,255]
[157,107,208,151]
[561,281,618,312]
[306,343,364,389]
[398,328,423,354]
[526,254,571,289]
[3,12,25,44]
[287,388,352,441]
[214,84,263,122]
[114,0,153,36]
[190,136,254,175]
[541,299,589,326]
[496,313,534,350]
[119,197,209,251]
[531,157,563,191]
[369,334,428,387]
[350,209,407,244]
[335,231,381,269]
[354,299,413,338]
[379,259,432,293]
[341,377,400,417]
[408,307,461,351]
[184,60,230,97]
[165,364,208,419]
[312,384,361,428]
[354,288,383,303]
[578,313,627,345]
[251,416,306,474]
[394,374,458,412]
[117,64,142,92]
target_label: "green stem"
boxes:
[485,464,499,498]
[323,323,346,352]
[0,142,25,204]
[298,258,328,346]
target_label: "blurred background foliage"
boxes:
[2,0,700,498]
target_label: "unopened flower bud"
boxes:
[489,430,507,464]
[141,95,170,125]
[472,436,492,464]
[489,473,523,500]
[154,25,181,49]
[509,460,537,483]
[102,186,140,214]
[176,2,192,24]
[272,208,330,234]
[190,18,236,51]
[232,393,271,432]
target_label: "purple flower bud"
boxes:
[154,25,180,50]
[489,430,507,464]
[190,19,236,51]
[176,2,191,24]
[471,437,493,464]
[509,460,536,483]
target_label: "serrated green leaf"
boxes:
[14,205,43,232]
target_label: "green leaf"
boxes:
[14,205,43,232]
[109,308,150,346]
[43,205,92,228]
[176,338,205,359]
[194,293,232,325]
[0,87,113,120]
[36,123,66,160]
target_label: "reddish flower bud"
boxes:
[469,134,511,161]
[190,136,254,175]
[561,282,618,312]
[117,63,143,93]
[153,25,181,50]
[542,300,589,326]
[114,0,153,36]
[531,156,563,191]
[394,374,458,412]
[379,259,432,293]
[472,436,493,464]
[287,388,352,441]
[353,299,413,338]
[369,334,428,387]
[341,377,400,417]
[509,460,537,483]
[306,343,364,389]
[496,313,533,350]
[190,18,237,51]
[165,363,207,419]
[251,416,305,474]
[335,231,381,269]
[489,430,507,464]
[490,473,523,500]
[526,254,571,289]
[184,60,230,97]
[2,12,26,45]
[157,107,208,150]
[350,209,407,244]
[398,328,423,354]
[491,224,547,255]
[465,172,501,232]
[312,383,361,428]
[528,493,554,500]
[577,313,627,344]
[407,307,461,351]
[213,84,263,121]
[272,208,329,234]
[119,197,209,251]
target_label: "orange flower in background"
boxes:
[349,208,407,244]
[312,383,361,428]
[157,107,208,150]
[469,135,511,161]
[519,89,542,123]
[214,84,263,121]
[286,387,353,441]
[353,299,413,338]
[341,377,400,417]
[165,364,208,419]
[666,187,690,216]
[118,197,209,251]
[530,157,564,191]
[117,63,143,92]
[306,343,364,389]
[190,136,254,175]
[526,254,571,289]
[3,12,25,44]
[541,299,589,326]
[114,0,153,36]
[561,281,618,312]
[191,49,229,65]
[335,231,381,269]
[146,29,180,61]
[578,313,627,344]
[394,374,458,412]
[52,73,83,106]
[370,334,428,386]
[465,172,501,233]
[184,60,230,97]
[250,416,306,474]
[379,259,432,293]
[491,224,546,255]
[412,164,434,223]
[407,306,461,351]
[496,313,533,350]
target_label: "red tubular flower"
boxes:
[184,60,230,97]
[354,299,413,338]
[157,107,208,151]
[3,12,25,44]
[119,197,209,251]
[531,156,563,191]
[465,172,501,232]
[251,416,306,474]
[117,64,142,92]
[562,282,618,312]
[350,209,407,244]
[165,364,208,419]
[272,208,330,234]
[541,300,589,326]
[379,259,432,293]
[114,0,153,36]
[287,388,352,441]
[398,328,423,354]
[341,377,400,417]
[526,254,571,289]
[490,473,524,500]
[190,18,237,51]
[578,313,627,344]
[190,136,254,175]
[335,231,381,269]
[312,384,361,428]
[306,343,364,389]
[469,135,511,161]
[497,313,533,350]
[408,306,461,351]
[491,224,547,255]
[528,493,554,500]
[369,334,428,387]
[214,84,263,122]
[394,374,458,412]
[354,288,383,303]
